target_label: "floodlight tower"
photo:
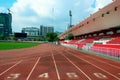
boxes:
[69,10,72,29]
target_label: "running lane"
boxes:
[28,55,58,80]
[64,47,120,80]
[54,45,120,80]
[52,45,91,80]
[0,58,37,80]
[0,43,120,80]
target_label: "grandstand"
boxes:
[58,0,120,60]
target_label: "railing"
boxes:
[60,41,120,61]
[90,46,120,60]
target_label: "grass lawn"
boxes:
[0,42,40,50]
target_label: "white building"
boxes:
[22,27,39,36]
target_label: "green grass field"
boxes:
[0,42,40,50]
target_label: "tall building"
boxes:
[39,25,54,38]
[22,27,39,36]
[0,13,12,39]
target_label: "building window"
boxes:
[93,18,95,21]
[117,30,120,33]
[85,35,87,38]
[82,24,84,26]
[107,31,113,35]
[102,14,104,17]
[89,35,91,37]
[79,26,81,28]
[93,34,97,36]
[99,33,104,36]
[106,11,110,14]
[87,21,89,24]
[115,7,118,11]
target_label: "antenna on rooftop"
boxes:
[7,8,13,14]
[7,8,11,13]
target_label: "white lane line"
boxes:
[69,49,120,69]
[60,53,92,80]
[0,61,21,66]
[85,55,120,69]
[68,52,120,80]
[26,57,41,80]
[0,60,23,76]
[51,51,61,80]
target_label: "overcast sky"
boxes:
[0,0,113,32]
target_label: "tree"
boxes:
[46,32,59,42]
[0,36,5,40]
[65,33,74,40]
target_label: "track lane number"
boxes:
[38,73,49,79]
[66,72,79,79]
[38,72,79,79]
[7,73,21,79]
[94,73,107,79]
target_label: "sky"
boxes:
[0,0,113,32]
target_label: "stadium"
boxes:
[0,0,120,80]
[59,0,120,60]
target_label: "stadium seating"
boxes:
[78,38,94,44]
[60,38,95,49]
[76,38,94,49]
[60,37,120,57]
[107,37,120,44]
[67,40,78,44]
[77,43,85,49]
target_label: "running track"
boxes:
[0,43,120,80]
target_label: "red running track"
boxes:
[0,43,120,80]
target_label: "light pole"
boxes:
[69,10,72,29]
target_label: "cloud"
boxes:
[72,0,94,23]
[9,0,113,32]
[87,0,113,13]
[11,0,61,32]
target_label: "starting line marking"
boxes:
[94,73,107,79]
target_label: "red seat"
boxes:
[107,37,120,44]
